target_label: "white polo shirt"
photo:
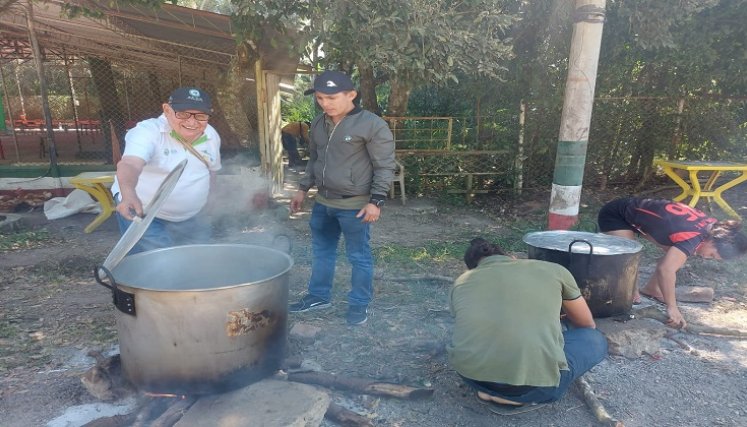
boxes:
[112,114,221,221]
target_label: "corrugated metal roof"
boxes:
[0,0,300,76]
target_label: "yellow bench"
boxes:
[655,160,747,219]
[69,172,115,233]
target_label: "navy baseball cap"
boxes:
[168,87,212,113]
[304,70,355,95]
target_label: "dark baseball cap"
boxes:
[168,87,212,113]
[304,70,355,95]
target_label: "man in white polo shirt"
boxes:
[111,87,221,254]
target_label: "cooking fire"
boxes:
[143,392,188,400]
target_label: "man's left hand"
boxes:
[356,203,381,223]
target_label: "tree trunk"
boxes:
[387,76,411,117]
[357,62,380,115]
[628,113,656,188]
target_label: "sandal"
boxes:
[475,394,548,416]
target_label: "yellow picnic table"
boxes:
[655,160,747,219]
[69,172,115,233]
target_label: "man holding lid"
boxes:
[111,86,222,254]
[289,70,396,325]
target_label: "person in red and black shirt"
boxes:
[598,197,747,329]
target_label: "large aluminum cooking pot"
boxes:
[95,243,292,395]
[523,231,642,318]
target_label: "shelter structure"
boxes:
[0,0,300,193]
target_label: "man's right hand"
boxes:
[290,190,307,213]
[116,193,144,221]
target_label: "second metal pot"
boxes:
[523,231,643,318]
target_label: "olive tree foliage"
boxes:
[595,0,747,181]
[598,0,740,96]
[230,0,518,116]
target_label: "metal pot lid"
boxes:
[101,159,188,273]
[522,230,642,255]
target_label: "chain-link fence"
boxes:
[2,51,746,202]
[0,57,259,166]
[394,97,747,199]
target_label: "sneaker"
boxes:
[346,305,368,325]
[288,294,331,313]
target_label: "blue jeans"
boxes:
[463,327,608,404]
[307,202,373,306]
[115,211,212,255]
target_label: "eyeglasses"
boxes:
[173,111,210,121]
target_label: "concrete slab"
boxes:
[175,379,330,427]
[45,397,138,427]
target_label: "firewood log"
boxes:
[149,397,196,427]
[634,306,747,337]
[80,414,136,427]
[325,402,374,427]
[575,376,624,427]
[287,371,434,399]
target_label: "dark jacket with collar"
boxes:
[299,106,395,199]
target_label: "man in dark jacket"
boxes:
[289,70,396,325]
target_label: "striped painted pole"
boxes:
[548,0,606,230]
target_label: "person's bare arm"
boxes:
[653,247,689,329]
[115,155,146,220]
[562,297,596,328]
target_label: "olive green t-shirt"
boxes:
[447,255,582,387]
[315,194,369,210]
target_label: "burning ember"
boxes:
[143,391,189,400]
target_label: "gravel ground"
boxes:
[1,182,747,427]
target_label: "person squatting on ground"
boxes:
[448,238,608,414]
[288,70,396,326]
[598,197,747,329]
[112,87,221,254]
[281,121,310,168]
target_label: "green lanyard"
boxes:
[170,130,208,146]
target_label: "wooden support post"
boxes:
[466,174,474,203]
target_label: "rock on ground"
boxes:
[597,318,668,359]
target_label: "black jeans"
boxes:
[281,132,303,166]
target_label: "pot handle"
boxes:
[568,239,594,256]
[94,265,115,291]
[93,265,136,316]
[568,239,593,276]
[273,234,292,254]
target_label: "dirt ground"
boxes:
[1,178,747,427]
